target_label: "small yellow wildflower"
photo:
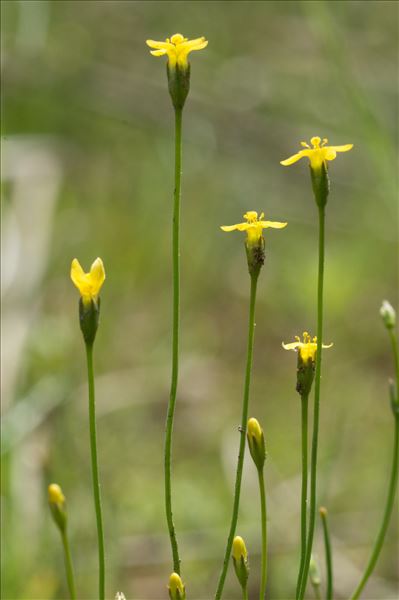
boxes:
[232,536,248,562]
[70,257,105,305]
[283,331,333,363]
[280,136,353,171]
[146,33,208,70]
[48,483,65,505]
[168,572,185,600]
[221,211,287,244]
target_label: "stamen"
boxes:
[300,141,310,148]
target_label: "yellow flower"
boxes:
[280,136,353,171]
[146,33,208,70]
[70,257,105,305]
[168,573,185,600]
[232,536,248,562]
[48,483,65,505]
[283,331,333,363]
[221,211,287,244]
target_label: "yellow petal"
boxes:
[280,151,307,166]
[261,220,288,229]
[324,148,337,161]
[322,342,333,349]
[146,39,173,50]
[150,49,166,57]
[182,37,208,51]
[89,258,106,295]
[221,224,239,232]
[328,144,353,153]
[70,258,86,292]
[282,341,301,351]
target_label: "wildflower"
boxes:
[232,536,249,589]
[71,257,105,346]
[48,483,67,532]
[221,211,287,245]
[247,417,266,471]
[48,483,65,506]
[283,332,333,364]
[280,136,353,171]
[146,33,208,70]
[70,258,105,307]
[168,572,186,600]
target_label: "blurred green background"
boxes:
[1,1,398,599]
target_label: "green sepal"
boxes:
[167,63,190,110]
[245,237,265,279]
[79,297,100,346]
[247,429,266,471]
[296,353,315,396]
[310,162,330,208]
[49,501,67,533]
[168,585,186,600]
[232,554,249,590]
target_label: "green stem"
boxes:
[164,107,183,574]
[85,344,105,600]
[242,586,249,600]
[296,394,309,597]
[258,469,268,600]
[349,328,399,600]
[61,529,77,600]
[214,274,259,600]
[320,510,333,600]
[298,206,326,600]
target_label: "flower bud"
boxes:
[168,64,190,111]
[168,572,186,600]
[48,483,67,532]
[79,297,100,346]
[309,555,321,587]
[232,536,249,590]
[247,418,266,471]
[380,300,396,330]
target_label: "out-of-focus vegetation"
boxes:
[1,1,398,598]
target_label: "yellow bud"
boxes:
[168,572,185,600]
[232,536,247,562]
[48,483,65,505]
[247,417,266,471]
[247,418,262,443]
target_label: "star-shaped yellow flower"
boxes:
[280,136,353,171]
[221,211,287,244]
[146,33,208,70]
[70,257,105,305]
[283,331,333,363]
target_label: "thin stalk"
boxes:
[164,107,183,574]
[242,586,249,600]
[61,530,77,600]
[320,509,333,600]
[298,206,326,600]
[349,328,399,600]
[214,274,259,600]
[296,394,309,596]
[258,469,268,600]
[85,344,105,600]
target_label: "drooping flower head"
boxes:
[221,211,287,245]
[70,258,105,306]
[146,33,208,70]
[283,331,333,363]
[280,136,353,171]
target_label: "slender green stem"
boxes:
[214,274,259,600]
[298,206,326,600]
[349,328,399,600]
[242,586,249,600]
[296,394,309,597]
[311,583,322,600]
[61,530,77,600]
[164,107,183,574]
[258,469,268,600]
[85,344,105,600]
[320,509,333,600]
